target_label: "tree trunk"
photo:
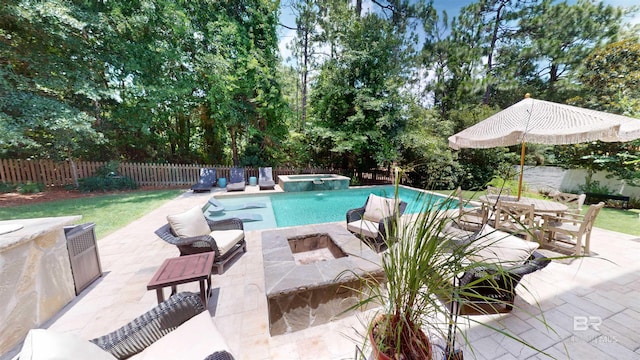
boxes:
[483,2,506,105]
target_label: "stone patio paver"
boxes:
[2,186,640,359]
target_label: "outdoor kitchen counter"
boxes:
[0,216,81,355]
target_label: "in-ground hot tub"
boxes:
[262,224,383,335]
[277,174,350,192]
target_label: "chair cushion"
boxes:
[167,206,210,238]
[467,225,539,265]
[363,194,397,223]
[347,219,379,239]
[210,230,244,256]
[20,329,117,360]
[130,312,231,360]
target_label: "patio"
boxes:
[3,187,640,360]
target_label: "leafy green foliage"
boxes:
[16,182,45,194]
[77,162,137,192]
[0,182,17,193]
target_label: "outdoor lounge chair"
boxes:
[446,225,551,314]
[346,193,407,252]
[456,251,550,313]
[20,292,234,360]
[190,168,217,193]
[205,197,266,213]
[258,167,276,190]
[155,206,246,274]
[226,167,246,192]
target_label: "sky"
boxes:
[277,0,640,64]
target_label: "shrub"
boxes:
[0,182,17,193]
[17,182,45,194]
[78,162,138,192]
[578,180,612,195]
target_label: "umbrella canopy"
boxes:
[448,96,640,198]
[449,97,640,150]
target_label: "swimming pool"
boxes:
[205,185,457,231]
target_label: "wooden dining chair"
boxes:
[455,187,488,231]
[493,200,537,241]
[487,185,511,197]
[542,202,604,256]
[552,192,586,216]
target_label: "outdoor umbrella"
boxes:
[448,95,640,199]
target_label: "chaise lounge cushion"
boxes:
[467,225,539,266]
[130,312,231,360]
[20,329,117,360]
[210,230,244,256]
[167,206,210,237]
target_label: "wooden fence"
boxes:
[0,159,393,188]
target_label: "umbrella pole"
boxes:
[518,142,526,201]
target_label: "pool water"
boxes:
[205,186,457,231]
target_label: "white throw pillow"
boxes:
[167,206,210,238]
[19,329,117,360]
[363,194,397,223]
[467,225,539,265]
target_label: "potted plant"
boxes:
[348,176,553,359]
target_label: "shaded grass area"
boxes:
[0,190,183,239]
[437,189,640,237]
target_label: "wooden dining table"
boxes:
[478,195,569,215]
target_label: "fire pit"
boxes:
[262,224,383,335]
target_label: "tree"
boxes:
[307,1,422,174]
[515,0,625,103]
[555,39,640,186]
[0,0,106,160]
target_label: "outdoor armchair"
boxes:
[258,167,276,190]
[346,193,407,252]
[155,207,246,274]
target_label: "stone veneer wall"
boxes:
[0,216,80,355]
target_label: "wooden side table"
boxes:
[147,252,215,305]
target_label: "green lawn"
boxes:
[435,189,640,237]
[0,189,183,239]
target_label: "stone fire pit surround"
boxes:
[262,224,383,335]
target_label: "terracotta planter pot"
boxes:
[369,314,433,360]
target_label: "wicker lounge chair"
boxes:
[190,168,217,193]
[226,167,246,192]
[346,193,407,252]
[456,251,550,313]
[442,226,551,314]
[155,214,246,274]
[258,167,276,190]
[89,292,235,359]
